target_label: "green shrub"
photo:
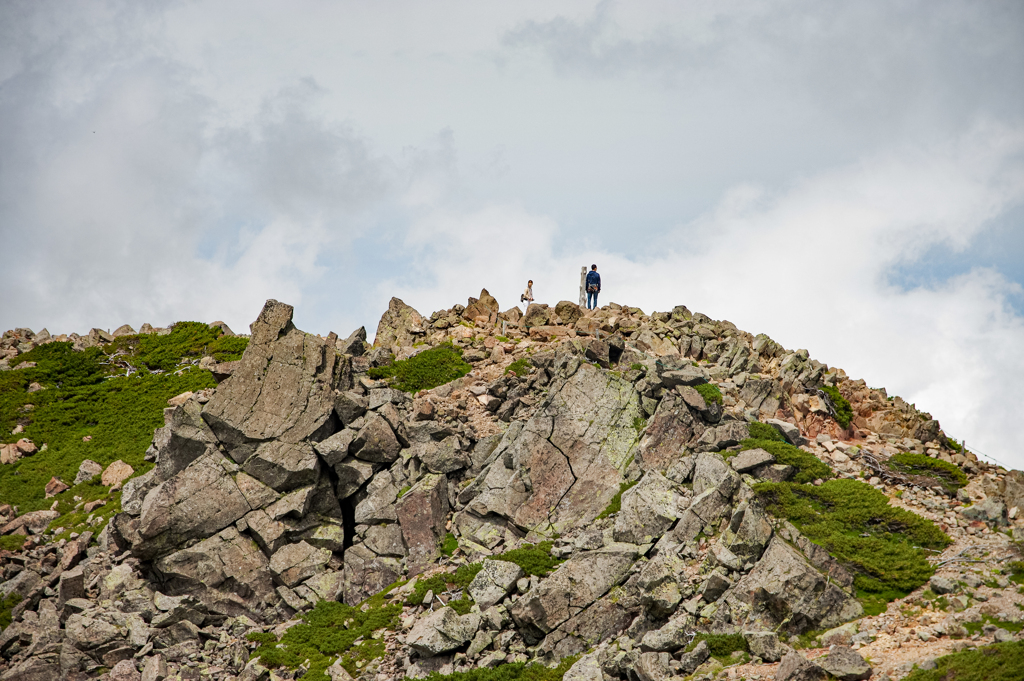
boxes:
[820,385,853,429]
[368,343,471,393]
[596,480,639,519]
[903,641,1024,681]
[686,633,748,660]
[754,479,951,614]
[1008,561,1024,586]
[0,535,25,552]
[740,439,831,484]
[207,335,249,362]
[104,321,224,373]
[747,421,785,442]
[250,586,405,680]
[505,358,531,377]
[632,416,647,434]
[440,532,458,557]
[0,340,216,513]
[406,563,484,607]
[695,382,723,406]
[0,593,21,630]
[408,655,579,681]
[888,452,968,494]
[494,541,563,577]
[962,616,1024,637]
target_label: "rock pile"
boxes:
[1,290,1022,681]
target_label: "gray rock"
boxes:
[721,502,773,561]
[767,419,806,446]
[242,441,321,492]
[374,297,426,351]
[721,537,862,633]
[562,653,603,681]
[419,435,470,474]
[613,472,682,544]
[135,452,254,559]
[929,575,956,594]
[730,448,776,473]
[743,630,785,662]
[407,606,477,657]
[637,395,702,472]
[334,392,368,426]
[314,429,356,467]
[776,651,827,681]
[338,326,368,356]
[342,544,401,605]
[351,413,401,463]
[121,470,160,516]
[154,526,275,605]
[693,453,740,496]
[74,459,103,484]
[659,368,706,388]
[678,640,710,674]
[820,646,871,681]
[671,486,732,542]
[468,559,525,610]
[333,456,380,500]
[467,363,642,534]
[354,470,401,524]
[270,541,331,587]
[635,651,673,681]
[363,523,406,557]
[157,399,219,474]
[0,568,41,600]
[509,543,637,637]
[702,572,732,602]
[397,473,449,572]
[962,497,1008,525]
[203,299,348,460]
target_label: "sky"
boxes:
[1,1,1023,469]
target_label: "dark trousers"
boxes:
[587,291,599,309]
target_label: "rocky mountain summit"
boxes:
[2,291,1023,681]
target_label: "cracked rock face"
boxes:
[468,363,642,534]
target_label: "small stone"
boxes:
[102,459,134,488]
[45,476,70,498]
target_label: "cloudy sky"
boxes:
[2,1,1023,468]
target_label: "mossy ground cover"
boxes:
[820,385,853,429]
[961,615,1024,637]
[493,541,562,577]
[504,358,531,377]
[248,585,404,680]
[754,478,951,615]
[406,563,484,614]
[408,656,579,681]
[0,339,216,513]
[0,593,22,629]
[903,641,1024,681]
[685,633,748,661]
[888,452,968,495]
[368,343,471,393]
[104,321,244,372]
[694,382,722,406]
[739,438,831,484]
[596,480,639,520]
[747,421,785,442]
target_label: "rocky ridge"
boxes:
[1,290,1023,681]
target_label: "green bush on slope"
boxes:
[903,641,1024,681]
[694,382,723,406]
[888,452,968,494]
[0,338,216,513]
[368,343,471,393]
[739,439,832,484]
[754,478,951,615]
[820,385,853,429]
[747,421,785,442]
[409,656,580,681]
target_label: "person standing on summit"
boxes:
[585,264,601,310]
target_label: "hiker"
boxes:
[586,265,601,310]
[521,280,534,305]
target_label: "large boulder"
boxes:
[467,559,524,610]
[202,300,349,462]
[374,297,426,350]
[407,606,478,657]
[776,651,827,681]
[509,544,637,639]
[351,414,401,464]
[397,473,449,573]
[270,541,331,587]
[466,363,641,534]
[464,289,500,322]
[155,399,219,480]
[242,441,321,492]
[720,537,862,633]
[342,544,401,605]
[636,395,703,472]
[613,473,683,544]
[820,646,872,681]
[134,452,255,559]
[153,527,276,608]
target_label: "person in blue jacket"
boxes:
[585,264,601,310]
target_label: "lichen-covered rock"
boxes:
[374,297,426,350]
[397,473,449,573]
[637,395,702,472]
[468,559,524,610]
[342,544,401,605]
[155,399,219,477]
[468,363,641,534]
[776,651,826,681]
[242,441,321,492]
[351,413,401,464]
[820,646,872,681]
[269,541,331,588]
[613,472,683,544]
[407,606,478,657]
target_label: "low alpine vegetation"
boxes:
[493,541,563,577]
[754,478,951,615]
[596,480,639,519]
[747,421,785,442]
[820,385,853,429]
[407,656,580,681]
[739,438,831,484]
[903,640,1024,681]
[686,633,748,661]
[504,358,532,377]
[888,452,968,495]
[368,343,471,393]
[694,382,723,406]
